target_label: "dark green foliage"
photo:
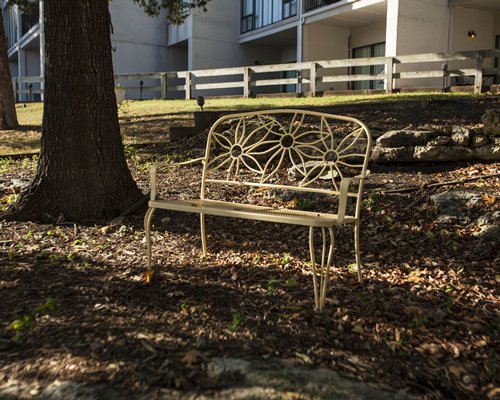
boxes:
[132,0,210,23]
[9,0,211,24]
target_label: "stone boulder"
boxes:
[430,190,481,224]
[206,358,411,400]
[481,109,500,137]
[376,130,433,147]
[450,126,471,146]
[370,146,415,162]
[470,133,489,148]
[473,143,500,160]
[414,145,474,161]
[428,136,450,146]
[473,211,500,242]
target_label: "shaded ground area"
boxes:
[0,98,499,399]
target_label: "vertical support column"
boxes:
[185,72,192,100]
[296,0,304,94]
[18,52,25,102]
[243,67,250,99]
[160,72,168,100]
[385,0,399,58]
[474,53,484,95]
[16,4,25,102]
[12,78,17,102]
[385,57,394,93]
[39,0,45,101]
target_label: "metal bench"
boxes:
[145,109,372,311]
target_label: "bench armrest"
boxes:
[150,158,206,201]
[337,170,369,222]
[337,178,351,224]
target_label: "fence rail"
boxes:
[12,49,500,102]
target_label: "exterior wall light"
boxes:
[467,30,477,39]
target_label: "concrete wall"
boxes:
[9,61,17,77]
[190,0,243,70]
[388,0,447,88]
[303,22,350,90]
[167,45,189,71]
[350,20,386,50]
[280,46,297,63]
[303,23,350,61]
[109,0,168,74]
[25,49,39,75]
[389,0,450,56]
[450,7,495,51]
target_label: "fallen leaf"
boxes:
[448,365,464,379]
[352,324,365,335]
[181,349,205,366]
[482,194,497,206]
[295,352,313,364]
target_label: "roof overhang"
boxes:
[304,0,387,28]
[450,0,500,12]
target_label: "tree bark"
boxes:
[4,0,143,222]
[0,7,19,129]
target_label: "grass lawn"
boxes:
[0,92,482,156]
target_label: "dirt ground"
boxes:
[0,98,499,399]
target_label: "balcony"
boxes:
[304,0,343,12]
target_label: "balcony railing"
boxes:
[304,0,343,12]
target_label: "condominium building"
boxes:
[173,0,499,90]
[2,0,500,99]
[2,0,169,100]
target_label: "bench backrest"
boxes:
[201,109,372,216]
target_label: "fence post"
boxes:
[474,53,484,95]
[185,72,192,100]
[243,67,250,98]
[385,57,394,93]
[160,72,168,100]
[309,62,317,97]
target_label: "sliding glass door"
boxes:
[352,42,385,90]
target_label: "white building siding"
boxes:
[109,0,168,74]
[350,20,386,50]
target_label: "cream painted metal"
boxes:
[145,109,372,311]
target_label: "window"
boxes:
[21,4,39,36]
[351,42,385,90]
[241,0,296,34]
[3,5,18,48]
[241,0,254,33]
[283,0,297,19]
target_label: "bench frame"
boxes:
[145,109,372,311]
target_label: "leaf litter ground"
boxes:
[0,101,499,400]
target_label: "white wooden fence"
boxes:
[12,49,500,102]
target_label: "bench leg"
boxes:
[144,207,156,280]
[309,227,334,311]
[354,222,362,282]
[200,213,207,257]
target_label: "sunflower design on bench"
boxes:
[145,109,372,311]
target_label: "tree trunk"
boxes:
[4,0,143,222]
[0,7,19,129]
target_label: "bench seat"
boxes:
[149,198,356,228]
